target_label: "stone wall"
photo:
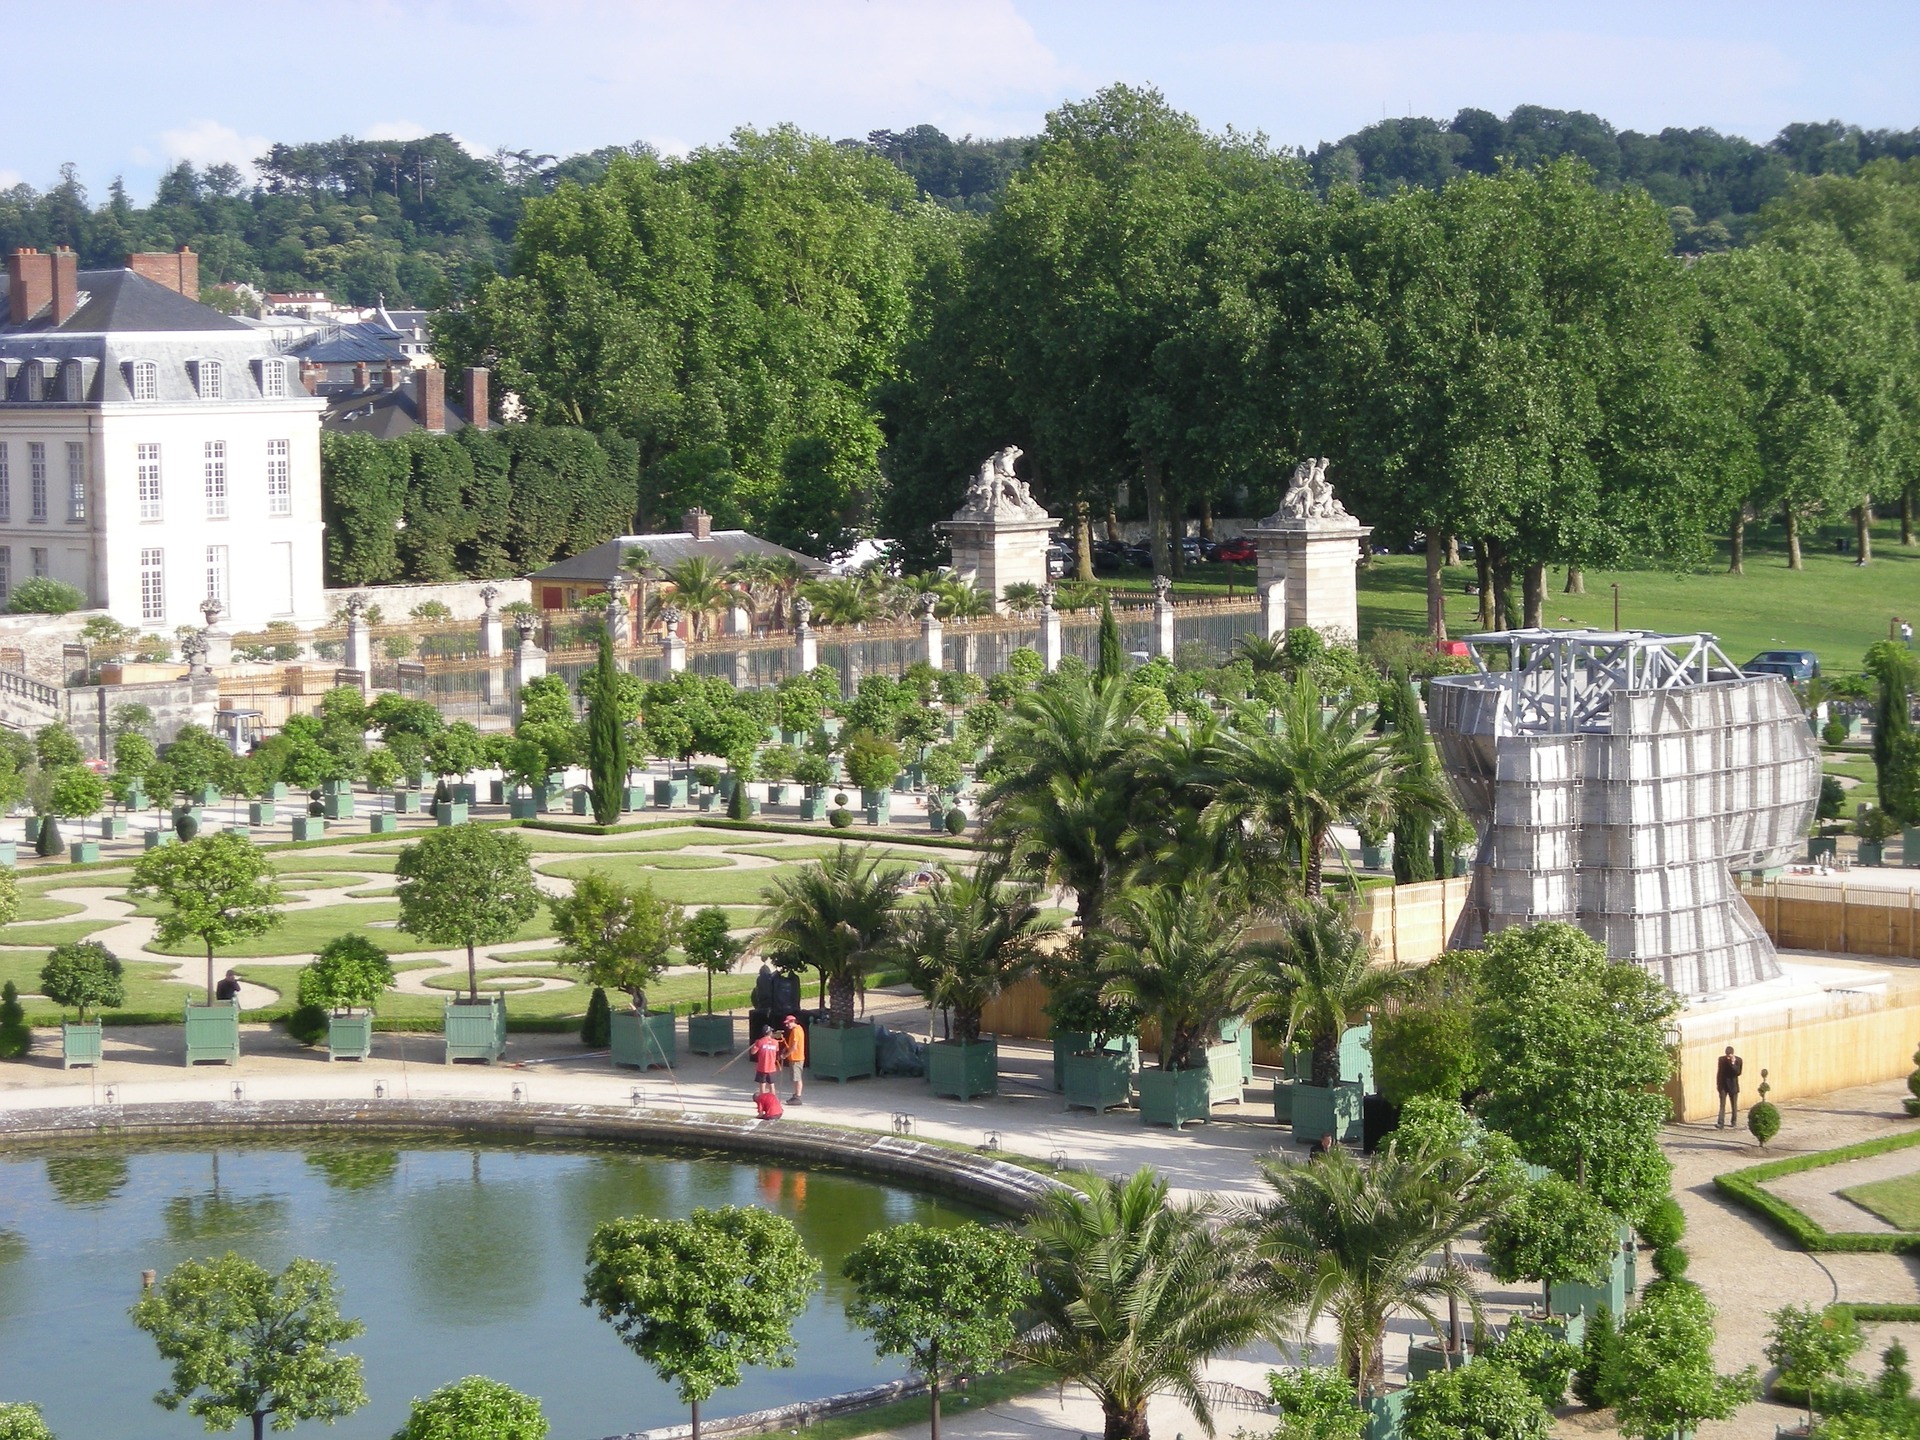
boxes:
[63,676,220,759]
[323,578,531,622]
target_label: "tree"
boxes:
[0,1403,54,1440]
[1265,1368,1365,1440]
[1483,1172,1619,1311]
[547,872,681,1011]
[394,827,539,1000]
[583,1207,818,1440]
[423,720,487,792]
[1473,922,1678,1219]
[1097,598,1124,681]
[390,1377,548,1440]
[681,907,745,1013]
[1241,1144,1490,1403]
[585,630,629,825]
[1098,877,1261,1071]
[128,1253,367,1440]
[1609,1281,1758,1440]
[843,1222,1034,1440]
[163,724,241,801]
[38,942,125,1024]
[33,723,83,769]
[1369,949,1482,1105]
[756,845,904,1026]
[110,731,157,808]
[45,765,105,842]
[295,935,394,1015]
[1382,677,1460,882]
[1402,1358,1551,1440]
[891,860,1056,1043]
[1766,1303,1864,1427]
[130,834,284,1004]
[7,578,84,614]
[1248,897,1411,1087]
[1016,1167,1269,1440]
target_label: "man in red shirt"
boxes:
[749,1028,783,1098]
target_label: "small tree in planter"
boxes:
[391,1377,549,1440]
[1248,895,1410,1088]
[756,845,904,1081]
[759,744,799,804]
[794,752,835,819]
[584,1206,818,1440]
[843,728,901,812]
[395,827,539,1001]
[1609,1279,1757,1440]
[426,721,488,807]
[890,860,1057,1100]
[295,935,395,1060]
[548,871,682,1069]
[1098,877,1262,1128]
[843,1221,1035,1440]
[40,941,125,1067]
[48,763,107,852]
[1765,1302,1863,1431]
[1402,1357,1551,1440]
[1484,1172,1619,1316]
[131,834,283,1006]
[683,907,745,1054]
[920,742,964,815]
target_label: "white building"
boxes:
[0,246,326,633]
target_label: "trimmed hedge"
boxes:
[1714,1130,1920,1254]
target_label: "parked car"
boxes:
[1743,649,1821,684]
[1214,537,1256,564]
[1178,538,1205,564]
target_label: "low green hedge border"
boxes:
[692,817,980,851]
[1829,1303,1920,1323]
[1713,1129,1920,1254]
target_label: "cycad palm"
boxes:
[650,556,730,640]
[1098,879,1260,1071]
[756,845,903,1026]
[1238,1144,1489,1403]
[1247,896,1411,1086]
[1018,1167,1271,1440]
[801,577,872,628]
[1201,678,1387,895]
[891,859,1057,1042]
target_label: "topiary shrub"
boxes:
[1571,1304,1621,1408]
[284,1003,328,1046]
[39,941,125,1023]
[1749,1067,1781,1146]
[944,807,967,834]
[829,807,854,829]
[727,779,751,820]
[34,818,61,857]
[1636,1196,1686,1250]
[581,985,611,1047]
[174,810,199,841]
[1651,1244,1689,1280]
[0,980,29,1059]
[1823,714,1850,747]
[1907,1042,1920,1118]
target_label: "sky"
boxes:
[13,0,1918,196]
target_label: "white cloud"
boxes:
[154,119,274,176]
[0,169,22,190]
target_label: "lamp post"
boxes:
[1610,583,1620,631]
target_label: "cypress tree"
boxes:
[581,986,611,1047]
[586,630,627,825]
[1870,642,1920,824]
[1097,597,1123,681]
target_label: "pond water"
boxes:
[0,1136,991,1440]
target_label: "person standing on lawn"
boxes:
[781,1015,806,1105]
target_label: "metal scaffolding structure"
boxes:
[1428,629,1820,996]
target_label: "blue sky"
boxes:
[20,0,1918,196]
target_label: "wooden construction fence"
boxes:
[1738,878,1920,960]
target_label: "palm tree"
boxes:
[935,579,989,620]
[890,858,1058,1042]
[1017,1167,1271,1440]
[723,554,782,631]
[621,545,658,638]
[1098,878,1261,1072]
[980,670,1147,932]
[1199,678,1388,896]
[1001,581,1043,614]
[756,845,903,1026]
[649,556,731,640]
[1247,896,1411,1087]
[801,576,873,628]
[1234,633,1288,675]
[1237,1144,1490,1404]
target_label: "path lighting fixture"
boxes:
[890,1112,914,1136]
[1049,1150,1069,1172]
[102,1085,116,1106]
[373,1081,386,1100]
[629,1088,646,1108]
[511,1082,525,1104]
[230,1082,245,1102]
[980,1130,1002,1152]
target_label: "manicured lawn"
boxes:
[539,856,805,900]
[141,899,555,960]
[267,852,402,875]
[11,893,84,922]
[0,920,115,948]
[722,843,951,863]
[0,947,203,1024]
[1842,1172,1920,1230]
[504,829,714,853]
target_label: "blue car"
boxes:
[1743,650,1821,684]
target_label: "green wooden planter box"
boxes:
[765,783,788,805]
[860,786,891,811]
[509,795,539,819]
[927,1037,998,1100]
[268,782,290,800]
[864,797,891,825]
[698,791,723,812]
[249,801,277,825]
[22,816,40,843]
[1138,1065,1213,1130]
[622,785,647,811]
[1809,836,1839,862]
[488,779,506,805]
[1205,1039,1245,1107]
[125,785,147,810]
[1291,1081,1365,1146]
[1339,1022,1375,1092]
[61,1020,102,1069]
[143,829,174,849]
[101,816,129,839]
[392,789,423,814]
[1219,1015,1254,1084]
[811,1021,876,1082]
[800,791,830,821]
[292,816,326,841]
[67,841,99,864]
[452,783,477,806]
[1861,840,1887,867]
[1549,1248,1629,1324]
[572,789,592,815]
[437,801,469,827]
[324,779,352,796]
[197,785,223,806]
[368,813,398,834]
[1363,1388,1408,1440]
[1063,1048,1135,1113]
[655,777,690,807]
[718,774,738,800]
[1406,1342,1465,1385]
[444,995,506,1063]
[1272,1077,1295,1123]
[1360,841,1393,870]
[0,842,16,868]
[1050,1030,1138,1090]
[1905,826,1920,866]
[327,1011,373,1061]
[611,1009,676,1070]
[183,1001,241,1066]
[323,791,356,820]
[225,826,251,841]
[687,1013,736,1055]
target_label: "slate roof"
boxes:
[288,322,409,364]
[320,385,473,438]
[531,530,826,583]
[0,268,250,334]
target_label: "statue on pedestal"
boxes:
[954,445,1049,521]
[1269,457,1350,523]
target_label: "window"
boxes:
[266,439,290,516]
[259,360,286,399]
[30,547,47,579]
[205,544,229,607]
[194,359,223,400]
[203,440,226,518]
[28,442,46,522]
[137,443,162,520]
[140,548,163,622]
[0,442,10,523]
[130,360,157,402]
[65,441,84,522]
[0,547,11,604]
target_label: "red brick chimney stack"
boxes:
[352,362,370,391]
[8,249,52,325]
[384,362,403,391]
[299,361,322,396]
[127,245,198,298]
[49,249,77,325]
[417,366,446,433]
[684,507,712,540]
[463,367,489,430]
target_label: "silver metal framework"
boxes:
[1430,629,1820,995]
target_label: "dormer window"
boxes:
[60,359,91,402]
[255,357,287,399]
[191,359,223,400]
[129,360,157,401]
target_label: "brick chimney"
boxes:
[463,366,489,430]
[127,245,199,298]
[352,362,370,391]
[8,249,52,325]
[384,362,404,391]
[49,248,77,325]
[415,366,445,433]
[684,507,712,540]
[298,360,322,396]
